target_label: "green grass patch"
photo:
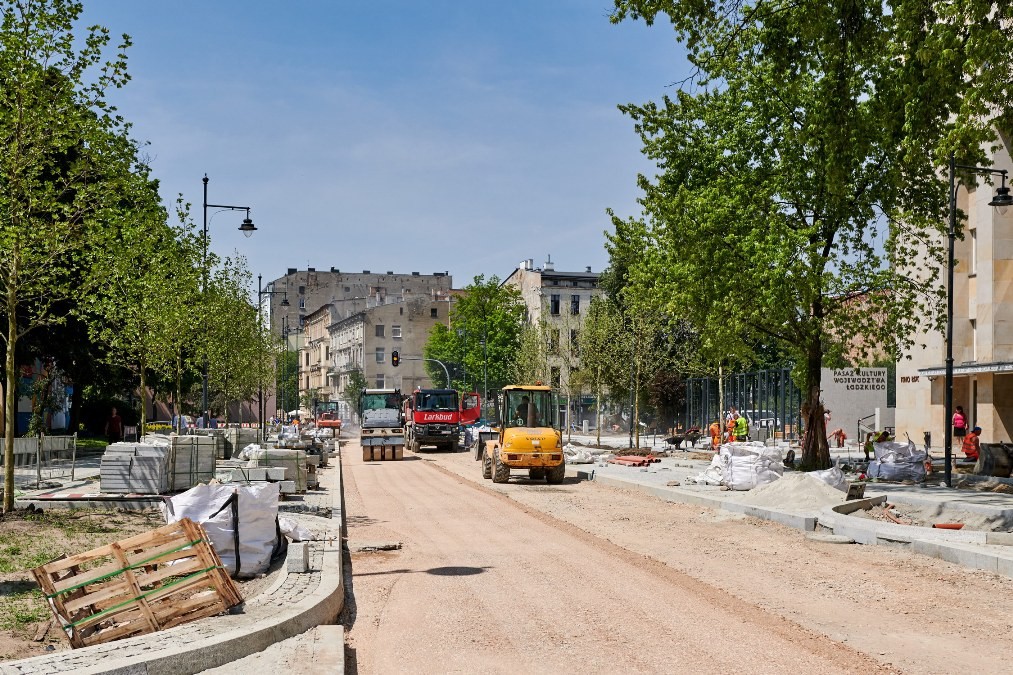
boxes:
[75,438,108,454]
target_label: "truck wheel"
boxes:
[528,468,546,480]
[482,449,493,479]
[546,462,565,484]
[492,451,511,483]
[450,439,460,453]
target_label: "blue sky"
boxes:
[81,1,688,287]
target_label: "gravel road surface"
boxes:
[341,442,895,674]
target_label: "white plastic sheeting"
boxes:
[164,483,280,577]
[690,453,727,485]
[563,443,594,464]
[810,466,848,492]
[868,439,926,482]
[720,442,784,491]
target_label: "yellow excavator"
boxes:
[480,384,565,484]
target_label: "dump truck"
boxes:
[404,389,481,452]
[359,388,405,460]
[479,384,564,484]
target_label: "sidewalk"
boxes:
[1,451,346,675]
[566,453,1013,578]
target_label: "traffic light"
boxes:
[391,350,400,367]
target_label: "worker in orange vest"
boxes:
[709,420,721,449]
[961,426,981,461]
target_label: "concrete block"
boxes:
[246,468,268,481]
[279,480,296,494]
[915,539,999,573]
[267,467,287,481]
[287,541,310,573]
[306,454,320,467]
[997,555,1013,579]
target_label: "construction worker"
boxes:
[725,414,737,443]
[709,420,722,449]
[733,412,749,442]
[962,426,981,461]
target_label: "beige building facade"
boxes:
[502,257,603,395]
[310,297,449,419]
[896,134,1013,449]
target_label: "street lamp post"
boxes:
[280,317,303,420]
[944,152,1012,487]
[201,174,257,423]
[257,274,288,442]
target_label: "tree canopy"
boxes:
[610,0,1013,468]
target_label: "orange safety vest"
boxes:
[961,433,980,459]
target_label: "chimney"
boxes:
[287,268,297,275]
[543,254,554,272]
[586,266,592,273]
[308,267,315,273]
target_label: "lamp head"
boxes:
[239,217,257,237]
[989,174,1013,216]
[281,295,290,307]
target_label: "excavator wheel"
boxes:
[528,468,546,480]
[545,462,565,484]
[492,450,511,483]
[482,448,493,479]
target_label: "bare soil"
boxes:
[0,507,277,663]
[852,502,1013,532]
[341,444,892,674]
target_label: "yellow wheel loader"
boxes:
[480,384,565,484]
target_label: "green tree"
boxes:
[578,297,626,446]
[0,0,134,511]
[341,368,367,422]
[423,275,525,397]
[611,0,1013,468]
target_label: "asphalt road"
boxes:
[340,441,887,674]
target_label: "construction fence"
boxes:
[684,368,803,442]
[0,433,77,487]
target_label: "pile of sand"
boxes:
[735,472,847,511]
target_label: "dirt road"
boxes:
[341,443,892,674]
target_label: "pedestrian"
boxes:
[105,406,123,444]
[952,405,967,439]
[961,426,981,461]
[828,428,847,448]
[725,414,736,443]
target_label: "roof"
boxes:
[502,384,552,392]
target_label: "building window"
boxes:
[570,329,579,355]
[298,298,306,309]
[551,367,561,389]
[431,307,438,318]
[970,229,977,275]
[375,347,385,364]
[549,329,560,354]
[375,375,385,388]
[400,307,404,315]
[305,352,309,366]
[299,286,305,294]
[376,324,385,338]
[550,294,560,315]
[971,319,977,362]
[392,325,402,338]
[325,346,330,361]
[570,294,580,315]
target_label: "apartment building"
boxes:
[502,256,603,393]
[896,134,1013,448]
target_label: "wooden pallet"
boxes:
[31,518,242,648]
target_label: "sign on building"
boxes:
[821,368,893,432]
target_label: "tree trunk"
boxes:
[139,357,148,437]
[175,352,183,434]
[799,342,831,470]
[3,288,16,513]
[633,356,641,450]
[595,366,601,447]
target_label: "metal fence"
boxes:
[684,368,803,441]
[0,434,78,487]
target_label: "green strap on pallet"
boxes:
[46,538,204,598]
[60,565,221,630]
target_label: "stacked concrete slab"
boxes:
[223,428,260,460]
[100,444,170,494]
[167,435,217,492]
[243,449,308,492]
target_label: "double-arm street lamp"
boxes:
[257,274,288,441]
[944,152,1013,487]
[201,174,257,422]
